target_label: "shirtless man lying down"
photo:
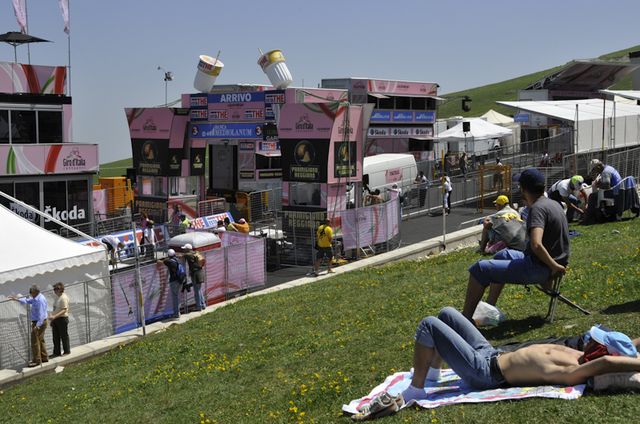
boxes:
[400,307,640,403]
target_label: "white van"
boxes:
[347,154,418,204]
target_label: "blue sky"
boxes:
[1,0,638,162]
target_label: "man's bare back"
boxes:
[499,344,640,387]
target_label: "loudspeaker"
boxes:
[462,121,471,132]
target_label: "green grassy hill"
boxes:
[98,157,132,179]
[438,44,640,119]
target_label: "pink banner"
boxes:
[0,144,98,176]
[340,200,400,250]
[368,79,438,96]
[288,88,348,104]
[277,103,339,139]
[204,249,226,303]
[126,108,174,140]
[92,189,107,217]
[0,62,67,94]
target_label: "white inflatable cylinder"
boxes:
[257,50,293,89]
[193,55,224,93]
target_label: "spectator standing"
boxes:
[234,218,250,234]
[49,282,71,357]
[181,244,206,311]
[443,174,453,214]
[158,249,184,319]
[312,218,334,277]
[364,189,384,206]
[215,219,227,233]
[9,285,49,366]
[141,220,156,257]
[459,152,468,179]
[179,214,191,233]
[415,171,428,207]
[493,158,504,191]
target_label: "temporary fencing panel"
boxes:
[0,278,113,370]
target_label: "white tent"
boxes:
[436,118,513,141]
[0,204,107,285]
[497,99,640,152]
[0,204,113,369]
[481,109,514,125]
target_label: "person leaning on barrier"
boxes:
[181,243,206,311]
[8,285,49,367]
[158,249,183,319]
[462,168,569,321]
[101,235,124,266]
[49,282,71,357]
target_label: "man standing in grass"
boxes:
[462,168,569,320]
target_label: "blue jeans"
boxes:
[193,283,205,310]
[169,280,181,317]
[468,249,550,287]
[415,307,505,389]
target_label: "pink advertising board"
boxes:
[126,108,175,140]
[286,88,348,104]
[327,105,364,184]
[0,62,67,95]
[367,79,438,96]
[277,103,338,139]
[0,144,98,176]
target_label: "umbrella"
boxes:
[0,31,51,62]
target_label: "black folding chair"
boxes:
[535,274,590,322]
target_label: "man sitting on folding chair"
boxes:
[462,168,570,321]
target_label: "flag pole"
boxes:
[67,0,72,95]
[25,0,31,63]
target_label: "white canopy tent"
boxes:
[0,204,113,369]
[481,109,514,125]
[599,89,640,102]
[436,118,513,141]
[498,99,640,153]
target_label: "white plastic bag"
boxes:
[472,301,506,327]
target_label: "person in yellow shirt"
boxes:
[312,218,334,277]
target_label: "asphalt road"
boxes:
[265,202,486,288]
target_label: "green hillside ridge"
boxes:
[438,44,640,119]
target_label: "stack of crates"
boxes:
[98,177,133,215]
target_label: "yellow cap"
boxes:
[494,195,509,206]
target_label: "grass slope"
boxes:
[98,158,132,179]
[1,219,639,423]
[438,44,640,119]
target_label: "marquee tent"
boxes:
[0,204,112,370]
[497,99,640,152]
[0,204,106,286]
[481,109,514,125]
[436,118,513,141]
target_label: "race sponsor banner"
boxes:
[367,126,434,138]
[0,144,99,176]
[131,139,170,176]
[167,148,183,176]
[340,200,400,250]
[280,138,330,182]
[189,211,234,230]
[328,105,364,183]
[370,110,391,122]
[0,62,67,95]
[112,264,173,333]
[190,148,206,176]
[190,123,263,139]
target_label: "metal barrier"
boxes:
[0,276,113,370]
[563,146,640,182]
[198,197,226,218]
[248,188,282,224]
